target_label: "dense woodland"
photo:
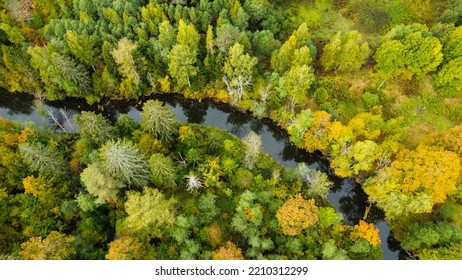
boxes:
[1,0,462,259]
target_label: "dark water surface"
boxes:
[0,90,404,259]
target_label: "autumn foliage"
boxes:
[276,195,319,236]
[212,241,244,260]
[351,220,381,248]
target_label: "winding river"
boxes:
[0,90,404,259]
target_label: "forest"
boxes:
[1,0,462,259]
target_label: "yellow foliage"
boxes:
[106,236,154,260]
[178,125,194,142]
[351,220,381,248]
[212,241,244,260]
[19,231,75,260]
[391,146,461,203]
[304,111,332,152]
[18,127,36,143]
[276,195,319,236]
[206,221,223,247]
[22,175,50,199]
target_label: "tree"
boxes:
[435,57,462,97]
[374,40,406,77]
[252,30,278,57]
[19,231,76,260]
[288,109,314,146]
[149,153,176,188]
[184,172,204,193]
[28,46,91,98]
[223,43,258,104]
[212,241,244,260]
[375,24,443,77]
[140,100,179,142]
[176,20,200,52]
[215,24,240,53]
[168,44,197,88]
[206,25,215,55]
[297,163,333,201]
[99,139,150,187]
[364,146,461,219]
[443,26,462,61]
[320,31,370,73]
[124,187,176,238]
[74,111,116,146]
[106,236,155,260]
[158,20,177,51]
[66,30,98,67]
[19,142,67,178]
[112,37,140,86]
[351,220,381,248]
[276,195,319,236]
[80,163,125,204]
[242,131,261,170]
[284,65,314,111]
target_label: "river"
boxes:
[0,90,404,259]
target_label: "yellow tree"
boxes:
[19,231,75,260]
[364,145,461,219]
[211,241,244,260]
[351,220,381,248]
[276,195,319,236]
[106,236,155,260]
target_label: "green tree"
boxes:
[288,109,314,146]
[140,100,179,142]
[28,46,91,98]
[176,20,200,52]
[435,57,462,97]
[168,44,197,88]
[149,153,176,188]
[124,187,176,238]
[284,65,314,111]
[223,43,258,104]
[74,111,116,146]
[374,40,406,77]
[215,24,240,53]
[19,142,67,178]
[99,139,150,187]
[80,163,125,205]
[321,31,370,73]
[66,30,98,67]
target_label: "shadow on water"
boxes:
[0,91,405,259]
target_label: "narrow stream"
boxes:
[0,90,404,259]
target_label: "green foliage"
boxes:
[19,142,67,178]
[80,163,125,204]
[320,30,370,73]
[168,44,198,88]
[99,139,150,187]
[362,92,380,109]
[375,24,443,77]
[140,100,179,142]
[223,43,258,104]
[288,109,313,146]
[149,153,176,188]
[124,187,176,238]
[400,222,462,251]
[74,111,116,146]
